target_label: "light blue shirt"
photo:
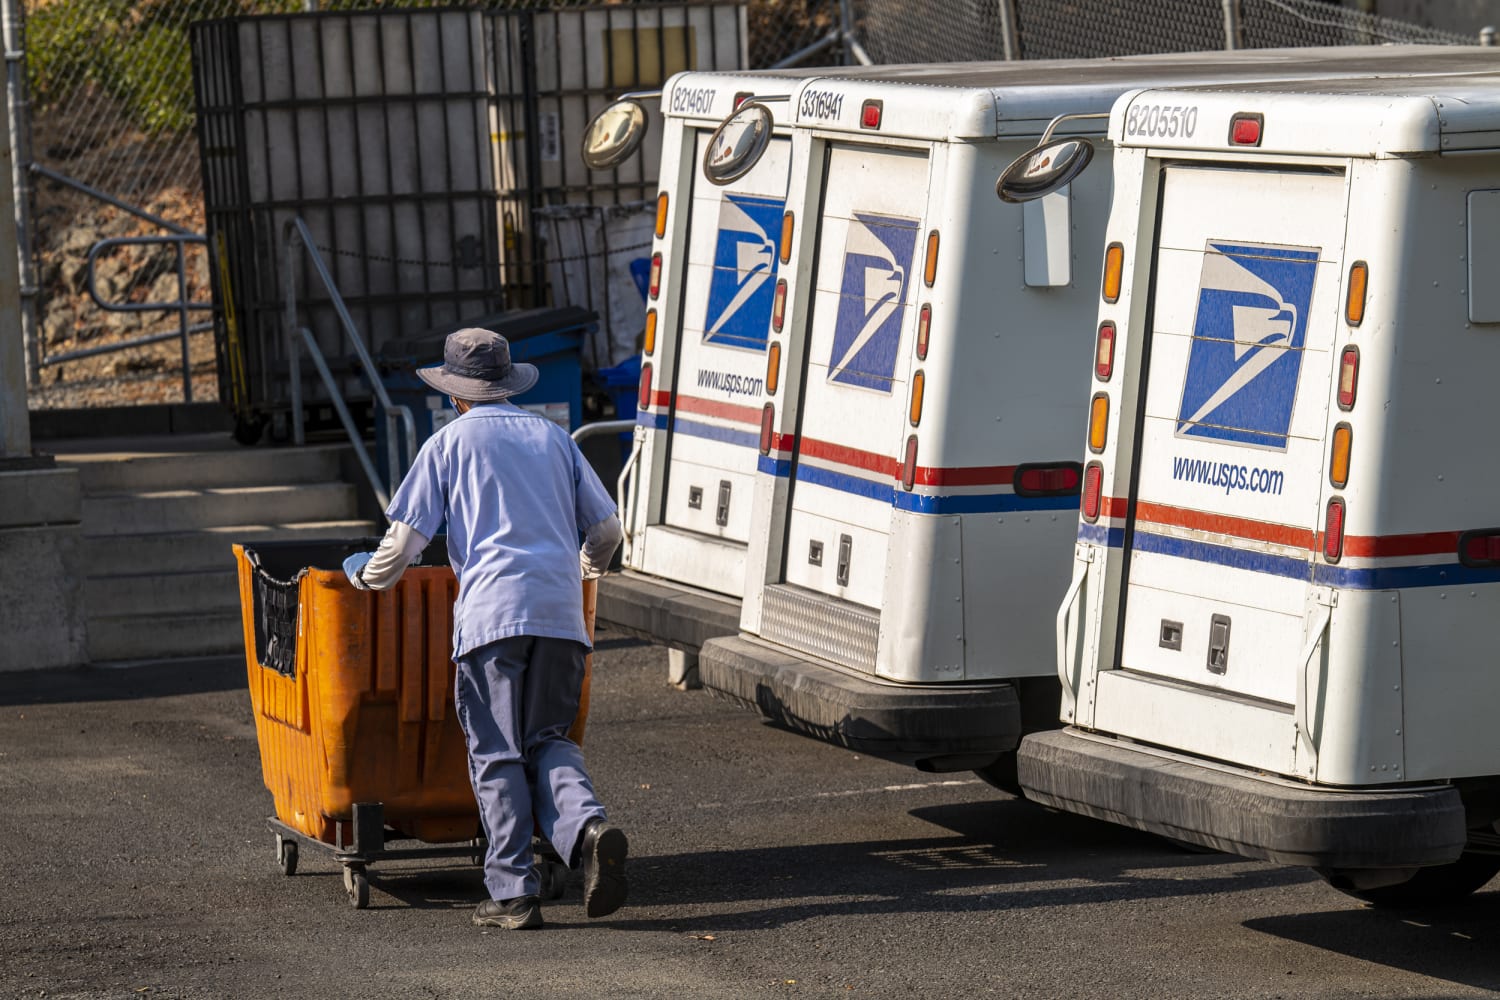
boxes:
[385,402,617,657]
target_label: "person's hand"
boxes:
[343,552,373,590]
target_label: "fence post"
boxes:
[1,0,35,391]
[1221,0,1243,50]
[0,88,27,457]
[997,0,1020,60]
[1483,26,1497,46]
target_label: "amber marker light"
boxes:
[1088,393,1109,453]
[654,193,669,239]
[923,230,940,287]
[766,341,781,395]
[909,371,925,427]
[1102,243,1123,303]
[1346,261,1368,327]
[779,211,795,264]
[1330,423,1352,489]
[643,309,657,355]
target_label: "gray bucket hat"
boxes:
[416,327,539,402]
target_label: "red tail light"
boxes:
[1082,462,1103,522]
[1337,345,1358,410]
[1461,530,1500,567]
[861,100,882,129]
[916,303,931,360]
[772,279,787,332]
[901,435,918,491]
[638,362,653,411]
[1323,497,1345,562]
[1095,322,1116,381]
[759,403,774,455]
[1016,462,1083,497]
[649,253,662,299]
[1230,113,1263,146]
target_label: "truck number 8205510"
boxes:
[1125,103,1199,139]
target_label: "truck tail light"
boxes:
[1015,462,1083,497]
[861,99,882,129]
[1102,243,1123,303]
[901,435,917,491]
[772,278,786,332]
[1337,346,1359,410]
[1095,321,1116,381]
[1230,113,1263,146]
[1088,393,1109,453]
[1346,261,1368,327]
[654,193,669,239]
[1082,462,1103,521]
[1323,497,1345,562]
[649,252,662,299]
[908,371,925,427]
[760,403,774,455]
[638,362,654,411]
[923,230,940,287]
[766,341,781,396]
[1329,423,1352,489]
[916,304,931,360]
[779,211,795,264]
[1460,530,1500,567]
[643,309,657,355]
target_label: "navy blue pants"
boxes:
[453,635,606,901]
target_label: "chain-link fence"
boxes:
[15,0,1482,409]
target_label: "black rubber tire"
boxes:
[1325,853,1500,907]
[232,414,266,446]
[276,836,298,877]
[973,753,1022,797]
[344,866,370,909]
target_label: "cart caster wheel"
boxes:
[276,834,299,876]
[343,865,369,909]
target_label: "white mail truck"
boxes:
[688,48,1500,783]
[1015,70,1500,904]
[586,49,1500,694]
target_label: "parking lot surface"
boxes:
[2,628,1499,999]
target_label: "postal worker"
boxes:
[342,327,626,931]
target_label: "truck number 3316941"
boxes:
[1124,103,1199,139]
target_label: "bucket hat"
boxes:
[416,327,539,402]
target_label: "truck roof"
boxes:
[665,45,1500,140]
[1114,69,1500,155]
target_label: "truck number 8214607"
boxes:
[1125,103,1199,139]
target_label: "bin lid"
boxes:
[379,306,598,364]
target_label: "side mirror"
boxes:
[996,137,1095,204]
[581,98,651,171]
[703,102,775,186]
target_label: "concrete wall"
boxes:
[0,466,86,670]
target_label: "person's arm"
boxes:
[579,513,622,579]
[347,520,431,590]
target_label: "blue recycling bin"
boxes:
[594,354,641,464]
[375,307,597,485]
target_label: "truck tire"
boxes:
[1322,852,1500,907]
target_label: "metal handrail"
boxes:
[570,419,641,562]
[295,325,390,510]
[283,215,416,505]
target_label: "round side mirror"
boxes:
[581,99,650,171]
[703,102,775,186]
[995,137,1095,204]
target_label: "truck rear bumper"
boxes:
[1018,728,1467,870]
[699,633,1022,768]
[596,570,740,653]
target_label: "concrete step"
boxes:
[83,483,358,535]
[59,442,349,494]
[82,520,380,576]
[85,568,242,619]
[87,610,245,664]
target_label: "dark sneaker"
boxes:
[473,895,543,930]
[578,819,628,918]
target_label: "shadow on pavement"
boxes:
[0,655,246,706]
[1244,898,1500,993]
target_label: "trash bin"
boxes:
[375,307,598,482]
[233,538,598,907]
[593,354,642,464]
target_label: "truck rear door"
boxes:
[1118,164,1348,706]
[659,132,791,543]
[779,144,931,615]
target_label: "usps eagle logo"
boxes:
[703,194,785,351]
[1176,241,1321,450]
[828,212,919,393]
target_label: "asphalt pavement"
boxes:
[2,629,1499,999]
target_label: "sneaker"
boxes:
[578,818,628,918]
[473,895,543,930]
